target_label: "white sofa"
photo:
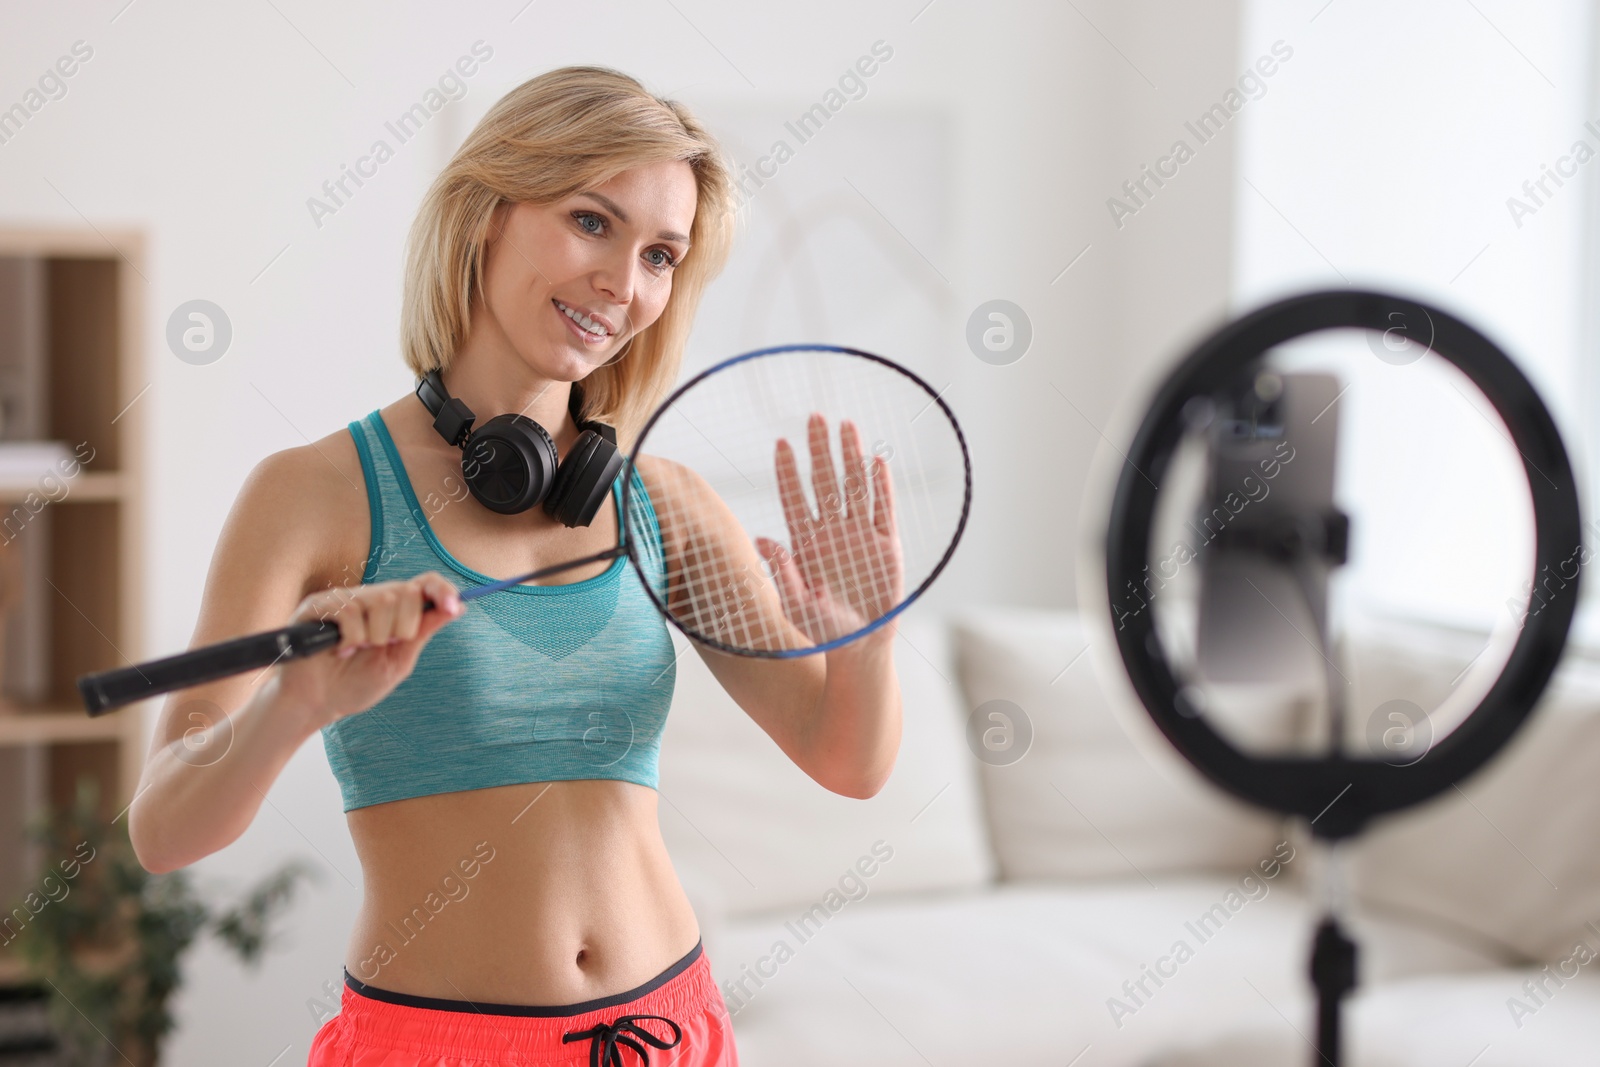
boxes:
[656,605,1600,1066]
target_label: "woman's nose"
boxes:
[593,253,637,305]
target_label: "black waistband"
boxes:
[342,938,703,1017]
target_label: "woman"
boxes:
[128,67,902,1066]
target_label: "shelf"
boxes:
[0,705,131,747]
[0,234,148,1038]
[0,228,142,261]
[0,470,123,503]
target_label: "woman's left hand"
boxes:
[756,414,903,647]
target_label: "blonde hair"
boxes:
[401,66,738,441]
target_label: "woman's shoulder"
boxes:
[631,452,705,494]
[629,452,716,514]
[245,423,365,506]
[228,421,371,587]
[629,452,740,542]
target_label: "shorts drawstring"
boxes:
[562,1012,684,1066]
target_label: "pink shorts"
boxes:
[307,938,737,1066]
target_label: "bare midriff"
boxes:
[342,777,701,1006]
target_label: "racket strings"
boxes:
[629,348,967,655]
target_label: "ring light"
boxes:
[1105,288,1581,841]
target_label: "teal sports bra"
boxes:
[318,410,678,812]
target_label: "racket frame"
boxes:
[621,343,973,659]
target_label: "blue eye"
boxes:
[575,212,603,234]
[646,248,677,269]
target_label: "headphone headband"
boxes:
[415,371,613,443]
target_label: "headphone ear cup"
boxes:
[544,429,625,527]
[462,415,558,514]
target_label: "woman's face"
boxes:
[478,159,699,382]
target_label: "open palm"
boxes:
[756,415,903,646]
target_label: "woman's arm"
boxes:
[638,426,904,799]
[128,436,464,873]
[697,623,902,800]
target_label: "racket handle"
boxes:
[76,619,342,717]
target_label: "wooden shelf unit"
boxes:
[0,228,148,988]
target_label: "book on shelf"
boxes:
[0,444,71,486]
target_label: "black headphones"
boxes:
[415,370,624,526]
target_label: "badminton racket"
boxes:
[77,344,970,715]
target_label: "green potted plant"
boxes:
[3,776,319,1067]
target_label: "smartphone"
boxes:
[1194,366,1343,689]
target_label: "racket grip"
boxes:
[76,619,342,717]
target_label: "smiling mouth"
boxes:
[553,299,613,343]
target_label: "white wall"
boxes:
[0,1,1244,1060]
[1234,0,1595,634]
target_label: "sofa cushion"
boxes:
[950,607,1287,882]
[710,871,1509,1067]
[656,605,996,934]
[1346,617,1600,965]
[716,877,1308,1067]
[1142,969,1600,1067]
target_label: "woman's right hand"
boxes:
[276,571,465,731]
